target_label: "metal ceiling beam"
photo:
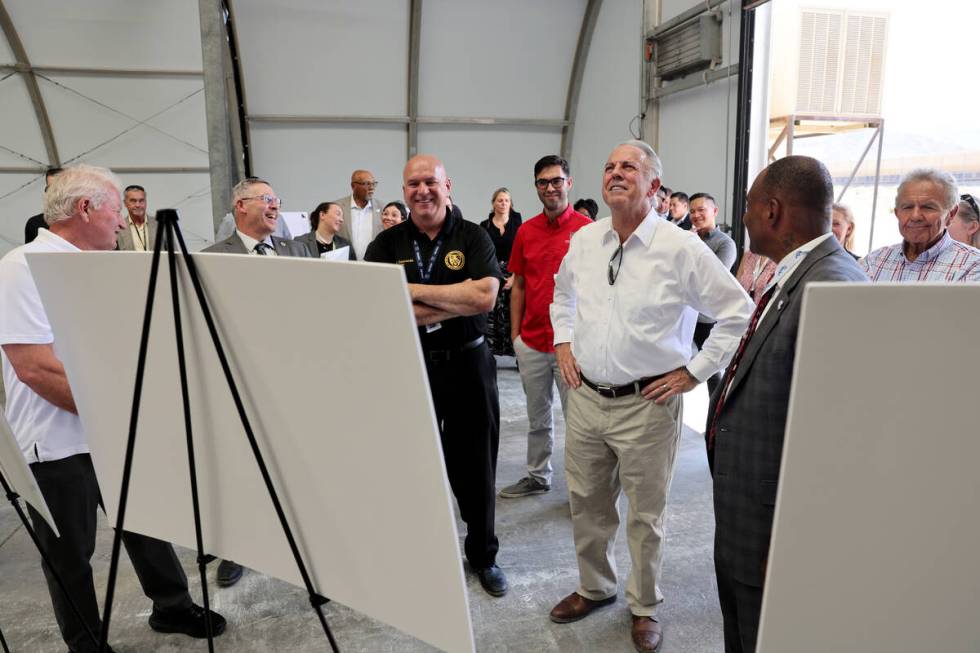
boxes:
[407,0,422,158]
[0,64,202,78]
[560,0,603,161]
[248,114,569,128]
[0,166,210,174]
[0,0,60,166]
[200,0,237,232]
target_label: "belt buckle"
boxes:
[596,383,613,397]
[428,350,450,363]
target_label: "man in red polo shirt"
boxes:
[499,155,593,498]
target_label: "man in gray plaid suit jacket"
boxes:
[707,156,867,653]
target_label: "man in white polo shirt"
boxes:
[0,164,225,653]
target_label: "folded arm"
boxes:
[408,277,499,317]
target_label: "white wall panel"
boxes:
[5,0,202,70]
[0,174,43,250]
[0,75,49,165]
[0,29,13,64]
[233,0,408,116]
[417,126,562,224]
[657,0,741,224]
[38,75,207,165]
[571,0,643,218]
[248,123,407,220]
[658,80,739,221]
[418,0,584,119]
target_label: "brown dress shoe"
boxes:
[631,615,662,652]
[549,592,616,623]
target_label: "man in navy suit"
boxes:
[707,156,868,652]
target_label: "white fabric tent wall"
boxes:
[237,0,641,223]
[0,0,212,254]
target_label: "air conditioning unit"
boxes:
[651,13,723,81]
[770,6,889,118]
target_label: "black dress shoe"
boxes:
[476,564,508,597]
[216,559,243,587]
[148,603,227,638]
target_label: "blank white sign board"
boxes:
[758,283,980,653]
[26,251,474,653]
[0,412,58,536]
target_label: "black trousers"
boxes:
[715,557,764,653]
[694,321,722,396]
[424,342,500,568]
[27,453,192,653]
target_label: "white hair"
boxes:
[231,177,272,211]
[896,168,959,211]
[43,165,121,225]
[616,139,664,181]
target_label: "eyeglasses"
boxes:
[534,176,568,190]
[608,243,624,285]
[241,194,281,206]
[961,193,979,218]
[353,180,379,187]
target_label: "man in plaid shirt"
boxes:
[861,168,980,281]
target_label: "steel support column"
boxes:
[560,0,603,161]
[0,0,60,166]
[407,0,422,158]
[199,0,237,235]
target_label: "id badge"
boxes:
[425,322,442,333]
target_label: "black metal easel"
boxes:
[96,209,339,652]
[0,468,100,651]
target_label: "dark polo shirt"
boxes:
[365,205,502,351]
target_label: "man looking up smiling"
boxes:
[365,155,508,598]
[548,141,752,652]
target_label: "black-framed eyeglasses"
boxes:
[960,193,979,218]
[608,243,624,285]
[534,176,568,190]
[353,180,379,187]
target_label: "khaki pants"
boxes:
[513,335,568,485]
[564,383,682,616]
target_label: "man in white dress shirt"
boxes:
[547,140,753,653]
[334,169,383,259]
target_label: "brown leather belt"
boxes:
[580,373,665,398]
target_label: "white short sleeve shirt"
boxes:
[0,229,88,463]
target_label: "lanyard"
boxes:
[412,236,443,283]
[132,222,147,250]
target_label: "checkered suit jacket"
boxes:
[708,235,867,587]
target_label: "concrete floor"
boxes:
[0,363,722,652]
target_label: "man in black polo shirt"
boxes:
[365,154,508,597]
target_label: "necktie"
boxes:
[253,242,272,255]
[707,284,777,449]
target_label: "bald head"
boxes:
[350,168,377,206]
[403,155,452,230]
[744,156,835,260]
[759,155,834,228]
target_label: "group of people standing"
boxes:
[4,138,980,653]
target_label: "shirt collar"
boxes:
[350,195,373,212]
[542,204,577,228]
[35,228,81,252]
[408,205,460,240]
[767,233,833,292]
[127,214,146,229]
[235,230,273,252]
[601,207,660,248]
[903,230,952,263]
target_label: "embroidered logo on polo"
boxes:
[444,250,465,270]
